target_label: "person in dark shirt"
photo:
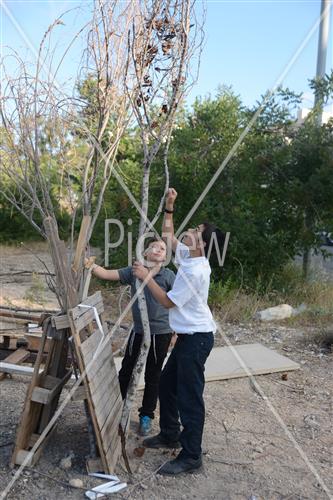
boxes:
[88,239,175,436]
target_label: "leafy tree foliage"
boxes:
[2,75,332,288]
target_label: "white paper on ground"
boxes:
[88,472,120,481]
[85,481,127,499]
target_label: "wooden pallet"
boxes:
[11,318,71,466]
[11,292,122,473]
[66,291,122,474]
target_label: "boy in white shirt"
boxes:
[133,188,226,475]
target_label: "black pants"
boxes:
[159,332,214,460]
[118,331,172,419]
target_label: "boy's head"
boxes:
[143,238,167,264]
[182,222,225,258]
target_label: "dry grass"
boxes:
[209,263,333,326]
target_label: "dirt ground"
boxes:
[0,244,332,500]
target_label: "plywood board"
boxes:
[114,343,300,389]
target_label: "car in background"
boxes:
[319,231,333,247]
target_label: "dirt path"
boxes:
[1,322,332,500]
[0,244,332,500]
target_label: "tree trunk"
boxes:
[120,163,152,434]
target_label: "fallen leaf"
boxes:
[133,447,145,458]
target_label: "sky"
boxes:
[1,0,332,110]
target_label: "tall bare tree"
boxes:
[120,0,204,433]
[0,1,137,308]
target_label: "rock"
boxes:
[59,454,73,470]
[69,478,83,488]
[254,304,293,321]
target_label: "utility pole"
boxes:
[303,0,331,278]
[314,0,332,124]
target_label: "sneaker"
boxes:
[143,432,181,449]
[157,456,202,475]
[139,416,152,436]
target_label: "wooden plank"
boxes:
[104,415,122,457]
[71,292,104,320]
[53,292,104,331]
[90,372,120,427]
[0,316,30,325]
[43,217,78,310]
[38,329,69,433]
[31,370,72,405]
[72,307,102,333]
[80,329,103,363]
[84,343,114,381]
[104,412,122,454]
[24,334,51,353]
[11,320,49,466]
[68,312,109,474]
[86,457,104,474]
[105,440,121,473]
[28,433,40,447]
[72,216,91,274]
[15,449,38,467]
[202,344,300,381]
[88,363,118,399]
[67,293,122,474]
[15,427,55,466]
[3,347,30,364]
[100,392,122,439]
[51,314,70,330]
[0,347,30,379]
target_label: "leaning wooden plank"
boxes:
[72,216,91,288]
[80,328,103,363]
[90,373,120,427]
[100,392,122,441]
[68,310,109,474]
[88,361,118,396]
[105,439,121,474]
[44,217,77,311]
[85,348,115,383]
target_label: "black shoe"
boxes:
[143,433,181,449]
[157,456,202,475]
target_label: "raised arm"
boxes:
[85,259,120,281]
[162,188,179,253]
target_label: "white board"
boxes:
[114,343,299,389]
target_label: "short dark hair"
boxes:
[201,222,226,259]
[145,237,165,249]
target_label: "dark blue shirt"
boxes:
[118,266,175,334]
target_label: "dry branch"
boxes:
[120,0,204,434]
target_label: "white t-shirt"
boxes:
[167,242,216,334]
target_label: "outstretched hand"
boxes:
[133,261,161,281]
